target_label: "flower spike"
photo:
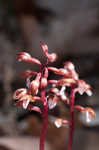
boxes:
[13,42,95,150]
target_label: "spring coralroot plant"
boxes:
[13,42,96,150]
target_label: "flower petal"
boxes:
[13,88,27,99]
[31,106,42,113]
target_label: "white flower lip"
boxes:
[23,99,30,109]
[48,99,57,109]
[54,119,62,128]
[86,90,92,96]
[59,86,66,96]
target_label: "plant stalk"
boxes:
[40,89,48,150]
[67,85,75,150]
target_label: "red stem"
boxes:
[67,85,75,150]
[40,89,48,150]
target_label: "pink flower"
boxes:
[64,61,79,80]
[13,88,41,111]
[74,80,92,96]
[74,105,96,122]
[81,107,96,122]
[17,52,41,65]
[15,101,42,113]
[13,88,27,100]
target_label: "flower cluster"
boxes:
[13,42,95,128]
[13,42,57,114]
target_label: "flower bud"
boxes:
[31,57,41,65]
[44,68,48,78]
[47,53,57,62]
[64,61,79,80]
[48,67,70,76]
[30,74,40,94]
[30,80,40,95]
[48,80,58,85]
[17,52,32,62]
[58,78,76,86]
[48,67,59,73]
[40,42,57,62]
[64,61,75,70]
[17,52,41,65]
[40,42,48,56]
[41,77,47,88]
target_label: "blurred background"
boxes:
[0,0,99,149]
